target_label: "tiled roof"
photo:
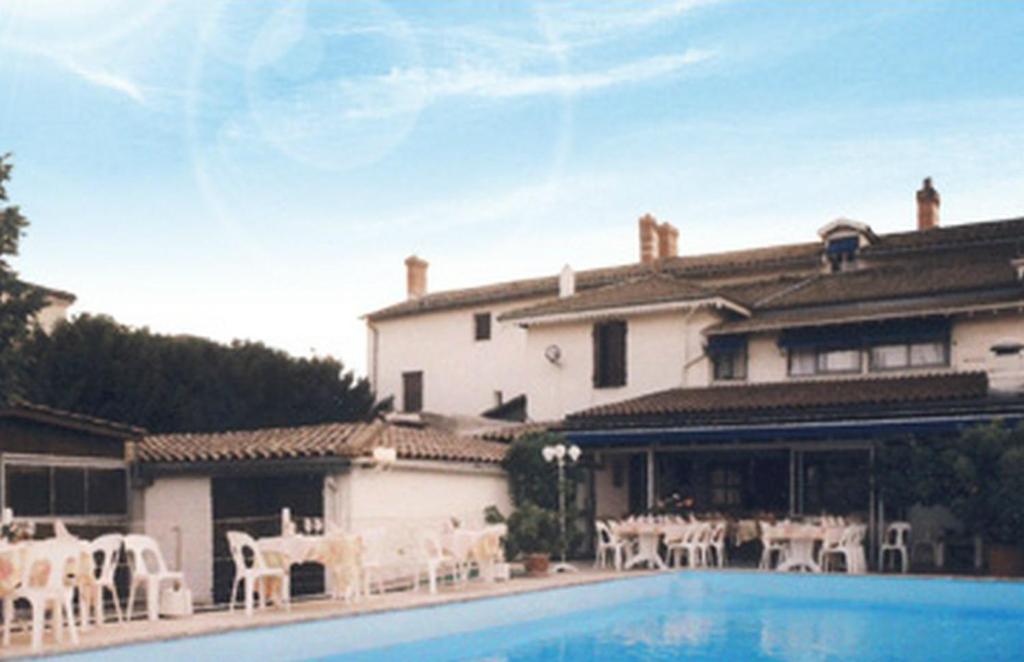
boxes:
[364,242,823,322]
[707,288,1024,335]
[499,273,732,322]
[376,425,508,463]
[565,372,989,425]
[24,281,76,303]
[364,217,1024,323]
[753,254,1020,310]
[475,421,554,442]
[136,421,508,465]
[3,401,145,438]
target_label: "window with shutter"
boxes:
[402,371,423,412]
[474,312,492,341]
[593,320,627,388]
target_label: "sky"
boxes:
[1,0,1023,377]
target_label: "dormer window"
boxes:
[825,236,860,273]
[817,218,877,274]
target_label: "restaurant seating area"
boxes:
[596,514,897,575]
[0,507,510,654]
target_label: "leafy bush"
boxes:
[502,432,583,510]
[504,502,560,559]
[500,432,586,559]
[879,422,1024,547]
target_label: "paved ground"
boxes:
[0,567,649,659]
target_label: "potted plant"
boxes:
[505,503,560,576]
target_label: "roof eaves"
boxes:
[706,291,1024,336]
[505,296,750,327]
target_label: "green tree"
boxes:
[23,314,386,433]
[0,154,44,405]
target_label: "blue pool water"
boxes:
[65,572,1024,661]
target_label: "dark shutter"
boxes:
[593,321,627,388]
[402,371,423,413]
[474,312,492,341]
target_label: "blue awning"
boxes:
[778,317,950,350]
[564,412,1024,447]
[706,334,747,354]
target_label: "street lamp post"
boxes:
[542,442,582,573]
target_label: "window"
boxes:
[788,348,818,376]
[710,466,742,508]
[4,463,127,517]
[592,320,627,388]
[474,312,491,341]
[825,236,860,273]
[870,340,948,371]
[708,335,747,382]
[788,347,862,376]
[712,349,747,381]
[402,371,423,412]
[817,348,861,373]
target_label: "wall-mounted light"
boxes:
[991,340,1024,356]
[544,344,562,365]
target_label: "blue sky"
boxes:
[2,0,1023,376]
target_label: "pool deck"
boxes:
[0,567,652,660]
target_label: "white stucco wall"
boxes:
[139,476,214,604]
[524,308,722,421]
[368,297,546,417]
[35,296,72,334]
[952,312,1024,386]
[329,461,511,532]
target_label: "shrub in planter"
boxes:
[504,502,560,573]
[945,423,1024,575]
[501,432,585,559]
[881,423,1024,576]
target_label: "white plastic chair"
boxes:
[706,522,728,568]
[816,524,846,568]
[124,534,186,622]
[758,522,787,570]
[911,529,945,569]
[821,525,867,574]
[416,529,460,594]
[226,531,289,617]
[595,521,626,571]
[879,522,911,573]
[667,524,707,568]
[3,540,82,652]
[86,533,124,626]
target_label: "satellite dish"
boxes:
[544,344,562,364]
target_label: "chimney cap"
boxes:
[917,177,940,202]
[405,254,428,267]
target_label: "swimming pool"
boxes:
[65,572,1024,661]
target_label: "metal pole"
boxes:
[558,458,567,564]
[646,448,655,511]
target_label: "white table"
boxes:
[258,534,323,569]
[774,525,825,573]
[615,523,668,570]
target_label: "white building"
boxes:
[134,420,510,605]
[364,179,1024,545]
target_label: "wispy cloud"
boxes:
[342,49,713,120]
[536,0,726,48]
[61,58,145,104]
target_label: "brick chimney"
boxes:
[656,222,679,259]
[916,177,940,230]
[405,255,428,299]
[638,214,659,264]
